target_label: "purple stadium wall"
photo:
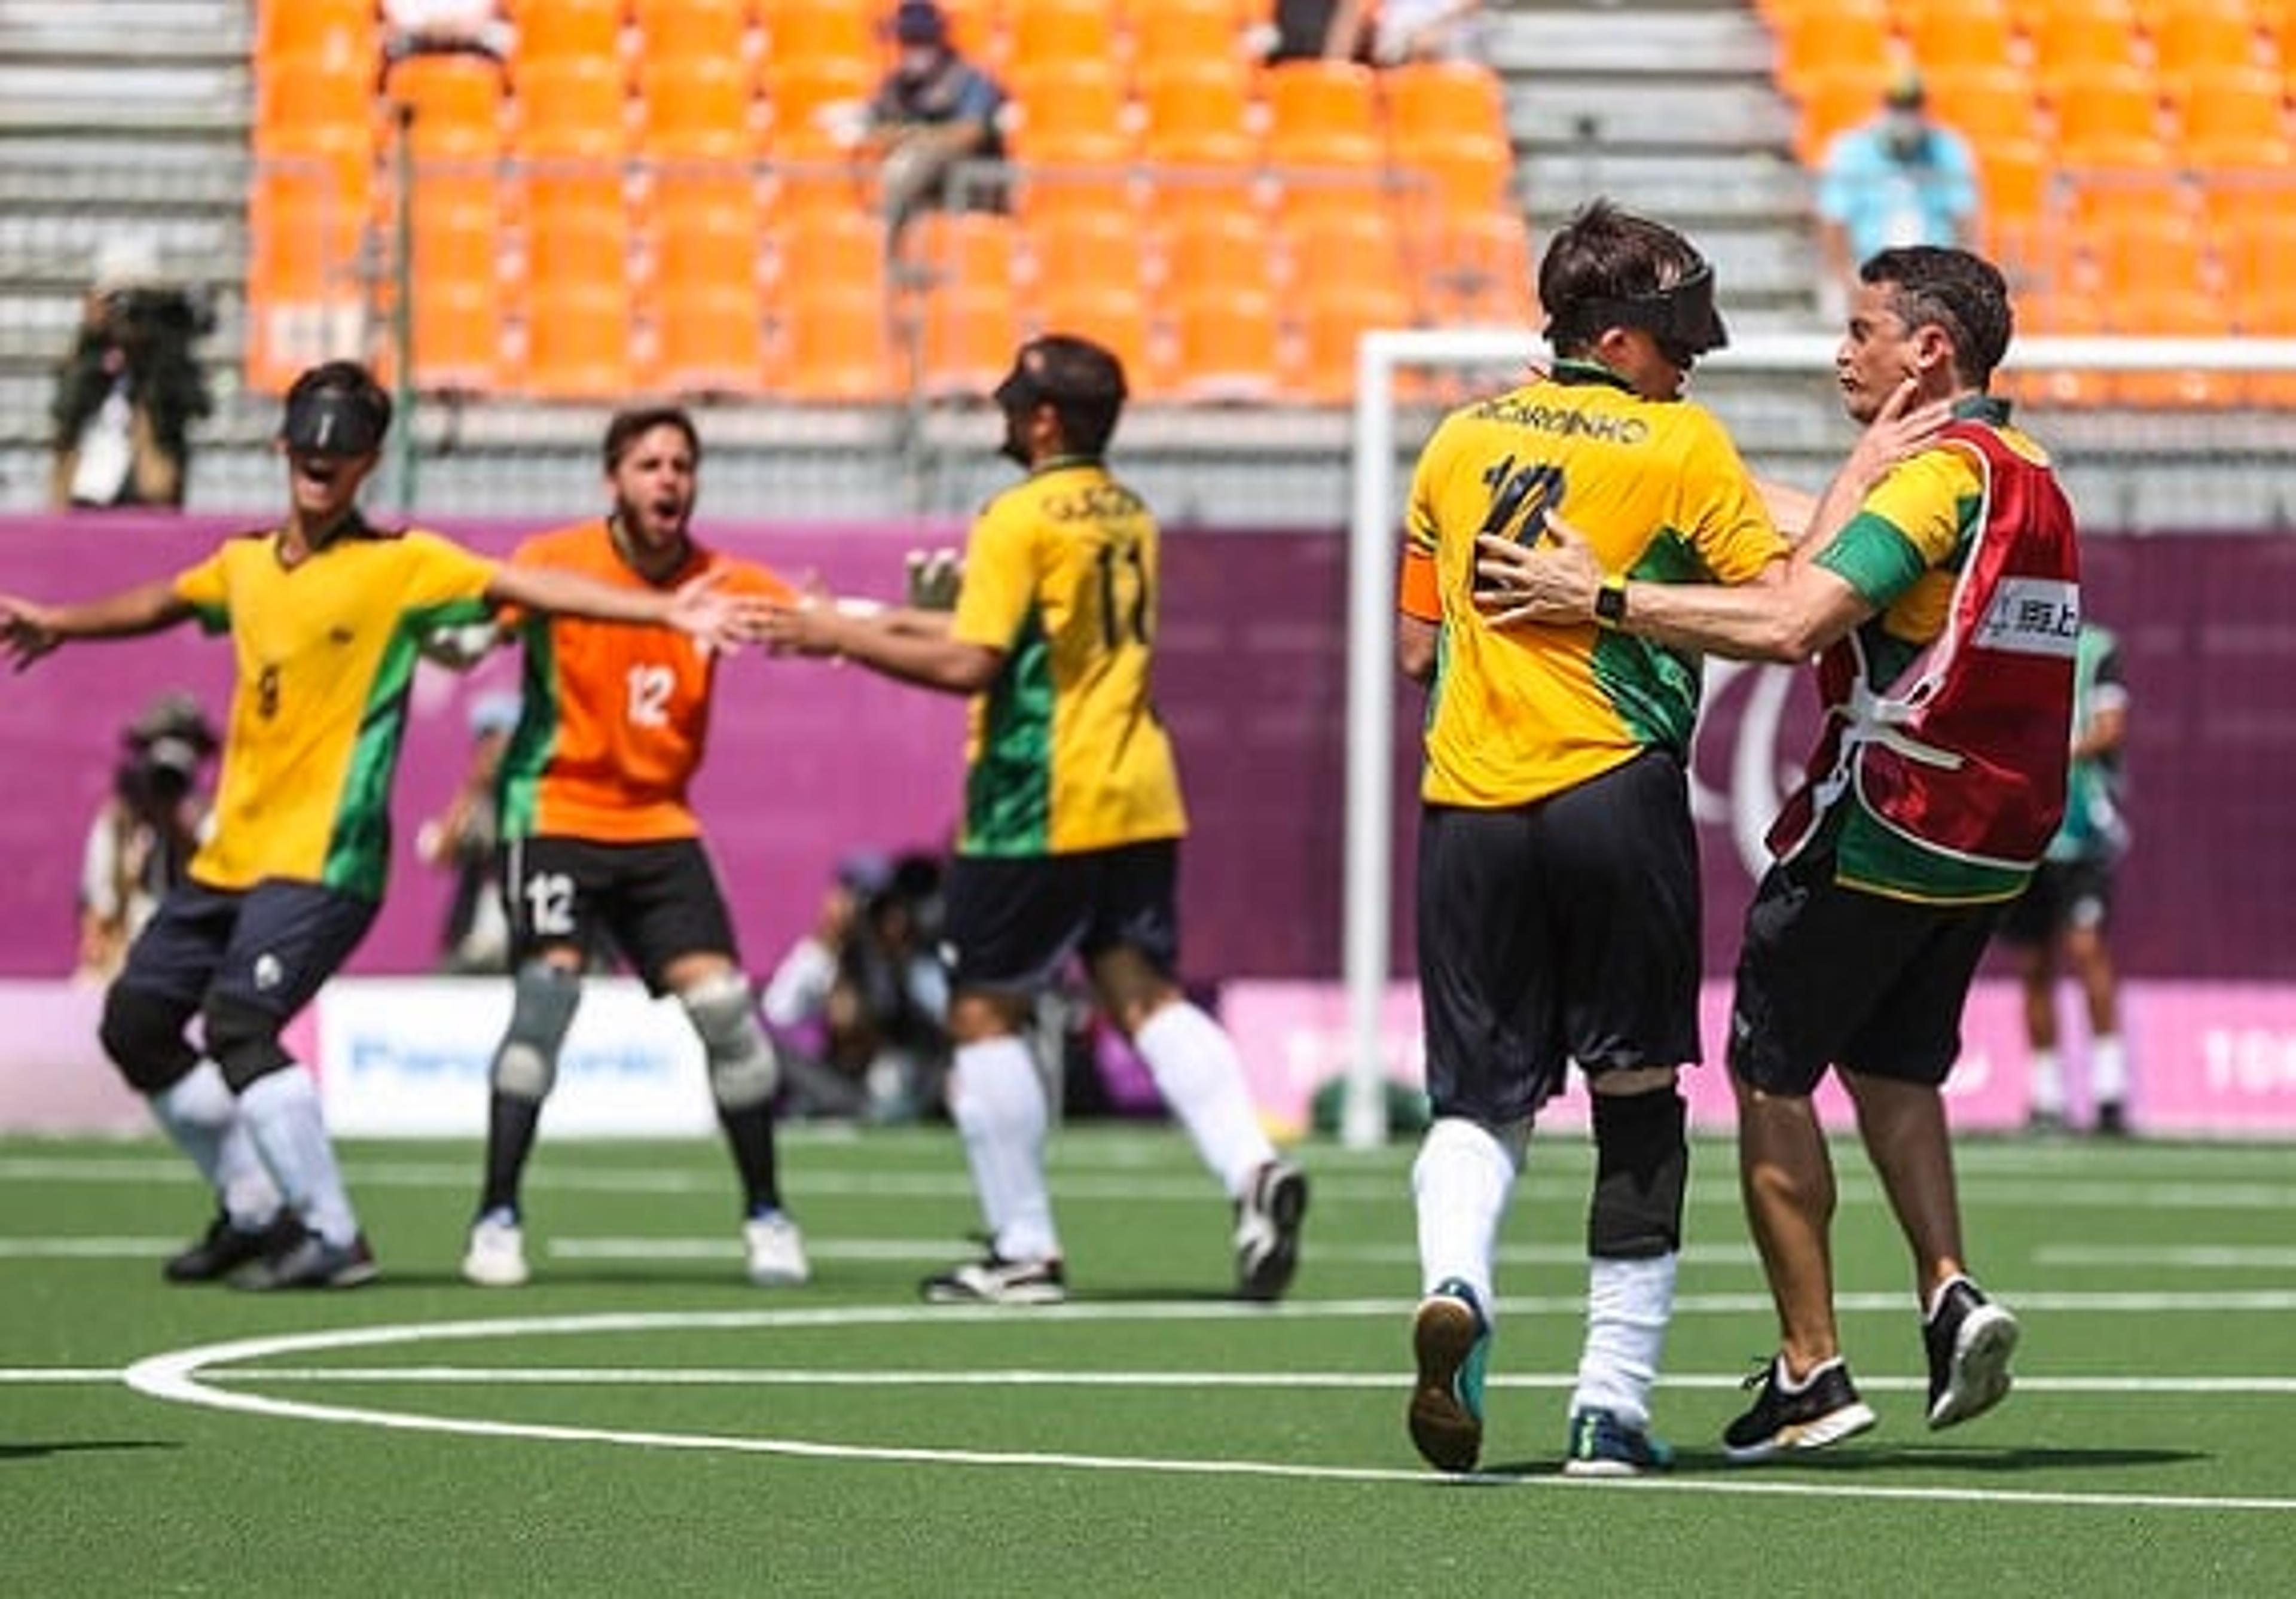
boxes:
[2,513,2292,981]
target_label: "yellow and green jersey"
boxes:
[949,458,1186,855]
[1401,364,1787,808]
[172,521,497,898]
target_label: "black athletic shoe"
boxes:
[163,1212,300,1284]
[1924,1276,2020,1430]
[1722,1355,1877,1463]
[229,1226,378,1291]
[1233,1159,1310,1301]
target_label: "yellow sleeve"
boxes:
[949,497,1034,652]
[1858,447,1981,567]
[399,529,501,614]
[1674,410,1789,583]
[171,548,232,632]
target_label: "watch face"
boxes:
[1596,581,1626,625]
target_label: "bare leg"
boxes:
[1841,1067,1966,1311]
[1734,1073,1840,1377]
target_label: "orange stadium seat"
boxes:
[1024,211,1144,300]
[1792,65,1900,166]
[1262,60,1384,167]
[771,206,888,304]
[651,283,770,395]
[1422,210,1536,328]
[775,283,897,400]
[2208,202,2296,300]
[1771,3,1895,100]
[652,170,763,300]
[1012,165,1142,230]
[2149,1,2270,97]
[1900,0,2018,76]
[2049,68,2169,167]
[522,279,637,398]
[2028,4,2148,96]
[388,54,508,158]
[512,54,630,158]
[1031,283,1157,389]
[901,212,1021,305]
[1921,65,2042,147]
[1164,285,1281,401]
[1130,0,1250,81]
[630,0,753,66]
[2005,286,2111,408]
[761,55,876,157]
[1153,202,1275,301]
[258,51,377,142]
[2170,65,2290,166]
[520,187,630,301]
[1003,61,1134,165]
[1006,0,1119,72]
[1381,60,1509,149]
[1973,137,2050,267]
[512,0,627,68]
[1290,281,1415,404]
[2081,207,2212,297]
[1137,59,1260,166]
[637,55,759,158]
[765,0,877,63]
[2108,288,2242,407]
[1390,130,1513,221]
[257,0,378,72]
[915,283,1022,397]
[1280,209,1406,305]
[407,277,502,392]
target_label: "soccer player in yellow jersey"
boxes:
[761,334,1309,1305]
[1396,202,1793,1476]
[0,362,751,1289]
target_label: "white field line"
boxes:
[7,1155,2296,1212]
[109,1311,2296,1513]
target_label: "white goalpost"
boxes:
[1336,326,2296,1150]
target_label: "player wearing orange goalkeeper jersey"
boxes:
[457,406,812,1291]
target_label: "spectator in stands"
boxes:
[50,237,213,511]
[77,694,218,987]
[1357,0,1489,65]
[381,0,512,66]
[415,689,521,975]
[1815,70,1978,321]
[762,850,952,1124]
[1998,620,2132,1135]
[855,1,1009,253]
[1256,0,1373,64]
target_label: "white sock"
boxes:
[1132,1001,1278,1198]
[1411,1116,1519,1322]
[2090,1034,2127,1104]
[149,1060,282,1228]
[1571,1253,1677,1430]
[2029,1048,2064,1116]
[948,1036,1060,1262]
[237,1067,359,1248]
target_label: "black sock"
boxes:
[719,1103,782,1215]
[478,1093,543,1218]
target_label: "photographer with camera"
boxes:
[50,238,214,511]
[77,693,219,985]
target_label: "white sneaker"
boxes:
[1233,1159,1310,1301]
[460,1216,530,1288]
[744,1212,811,1286]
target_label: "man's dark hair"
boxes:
[1538,199,1723,361]
[997,334,1127,458]
[1861,246,2013,389]
[603,405,701,472]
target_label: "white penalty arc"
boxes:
[120,1305,2296,1514]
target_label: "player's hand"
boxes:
[0,594,61,672]
[417,621,502,672]
[758,585,847,660]
[1473,509,1605,628]
[1842,377,1952,496]
[903,547,963,611]
[665,569,752,657]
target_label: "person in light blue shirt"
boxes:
[1816,72,1978,313]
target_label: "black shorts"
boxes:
[942,840,1181,993]
[503,835,737,994]
[114,877,379,1025]
[1415,750,1702,1125]
[1729,841,2002,1096]
[1996,856,2116,945]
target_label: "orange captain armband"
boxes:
[1398,541,1442,622]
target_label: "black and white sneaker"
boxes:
[1722,1355,1877,1463]
[229,1226,378,1291]
[163,1211,301,1284]
[1233,1159,1310,1301]
[921,1252,1067,1305]
[1925,1276,2020,1430]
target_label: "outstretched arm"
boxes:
[484,563,752,654]
[760,597,1001,694]
[1,578,194,671]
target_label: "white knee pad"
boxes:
[492,962,581,1101]
[683,972,780,1112]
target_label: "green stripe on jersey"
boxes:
[963,606,1055,855]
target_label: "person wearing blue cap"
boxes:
[859,1,1009,249]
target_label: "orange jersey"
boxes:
[495,520,793,843]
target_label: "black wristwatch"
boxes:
[1594,574,1628,630]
